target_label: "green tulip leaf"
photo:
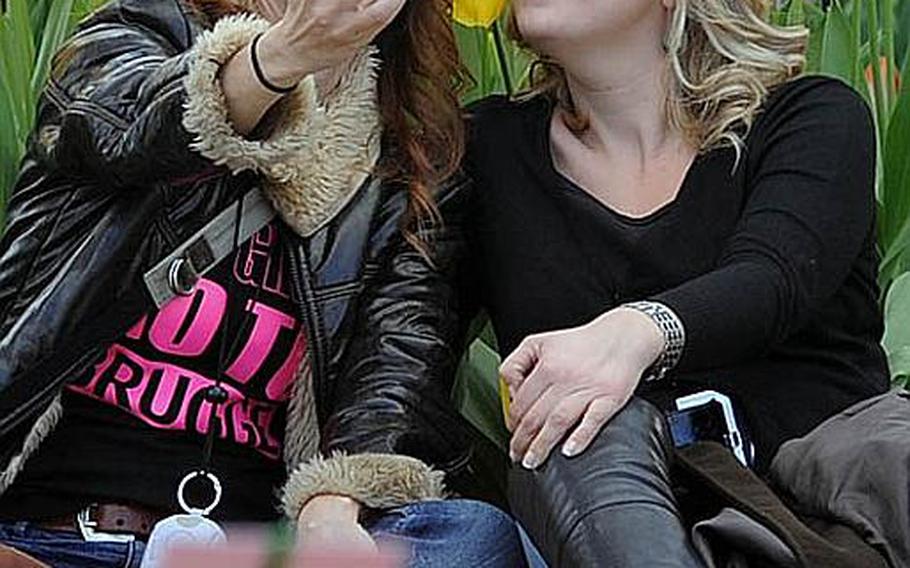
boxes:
[880,69,910,255]
[883,271,910,384]
[819,1,858,86]
[454,328,508,453]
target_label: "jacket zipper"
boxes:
[287,239,329,423]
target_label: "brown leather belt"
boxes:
[39,504,162,540]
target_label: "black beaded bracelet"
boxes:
[250,33,297,95]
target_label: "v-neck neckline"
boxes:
[538,99,706,226]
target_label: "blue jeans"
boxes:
[0,499,527,568]
[369,500,528,567]
[0,521,145,567]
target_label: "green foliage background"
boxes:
[0,0,908,455]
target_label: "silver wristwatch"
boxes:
[622,301,686,382]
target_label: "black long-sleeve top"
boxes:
[465,76,890,470]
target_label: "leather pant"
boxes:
[508,397,705,567]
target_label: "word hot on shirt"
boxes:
[68,223,307,460]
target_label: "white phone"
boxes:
[675,390,750,467]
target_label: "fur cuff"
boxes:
[182,13,317,176]
[182,13,381,238]
[280,453,446,520]
[0,395,63,494]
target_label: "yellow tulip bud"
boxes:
[453,0,508,28]
[499,374,511,423]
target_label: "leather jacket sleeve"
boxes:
[322,179,474,468]
[278,178,484,519]
[41,0,212,186]
[0,1,210,442]
[41,1,313,190]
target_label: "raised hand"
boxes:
[222,0,408,134]
[259,0,409,85]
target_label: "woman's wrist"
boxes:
[593,307,665,372]
[255,24,315,89]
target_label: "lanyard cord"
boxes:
[200,195,267,470]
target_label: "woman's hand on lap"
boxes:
[501,307,664,469]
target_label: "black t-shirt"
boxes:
[466,76,890,470]
[0,221,306,521]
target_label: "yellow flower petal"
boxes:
[453,0,508,28]
[499,374,511,423]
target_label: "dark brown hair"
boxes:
[189,0,467,252]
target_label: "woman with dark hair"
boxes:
[0,0,526,566]
[465,0,890,565]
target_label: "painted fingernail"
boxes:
[562,441,578,457]
[509,450,518,464]
[522,453,538,470]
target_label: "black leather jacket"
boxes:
[0,0,472,495]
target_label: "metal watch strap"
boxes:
[622,300,686,382]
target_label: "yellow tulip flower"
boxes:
[453,0,508,28]
[499,374,511,424]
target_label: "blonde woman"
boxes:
[465,0,888,564]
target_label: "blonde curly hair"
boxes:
[514,0,808,157]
